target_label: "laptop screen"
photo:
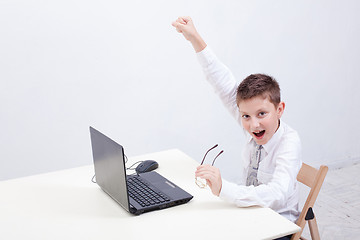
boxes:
[90,127,129,211]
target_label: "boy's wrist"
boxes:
[216,183,222,196]
[190,33,207,52]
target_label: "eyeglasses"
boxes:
[195,144,224,188]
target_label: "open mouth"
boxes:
[253,130,265,139]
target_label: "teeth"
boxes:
[253,130,265,137]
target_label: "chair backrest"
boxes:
[291,163,328,240]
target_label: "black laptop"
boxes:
[89,127,193,215]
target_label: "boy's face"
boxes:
[238,96,285,145]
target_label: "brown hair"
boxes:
[236,74,281,107]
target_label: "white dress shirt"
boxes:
[197,46,302,223]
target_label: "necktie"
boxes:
[246,144,262,186]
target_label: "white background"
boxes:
[1,0,359,181]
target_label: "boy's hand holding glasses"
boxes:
[195,144,224,196]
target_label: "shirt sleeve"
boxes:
[219,133,302,210]
[196,47,241,123]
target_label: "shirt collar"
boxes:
[263,120,284,153]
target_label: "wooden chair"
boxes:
[291,163,328,240]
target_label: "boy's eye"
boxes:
[242,115,250,119]
[259,112,267,117]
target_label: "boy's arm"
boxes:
[172,16,207,53]
[196,48,240,122]
[219,132,302,220]
[172,17,241,123]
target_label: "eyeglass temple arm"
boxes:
[201,144,218,165]
[212,150,224,166]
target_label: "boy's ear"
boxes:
[277,102,285,118]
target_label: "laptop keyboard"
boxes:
[127,176,170,207]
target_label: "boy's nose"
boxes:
[250,118,260,129]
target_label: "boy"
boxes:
[172,16,302,224]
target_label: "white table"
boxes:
[0,149,300,240]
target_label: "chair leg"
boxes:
[308,215,320,240]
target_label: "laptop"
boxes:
[89,126,193,215]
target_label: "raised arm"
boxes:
[172,16,241,123]
[172,16,207,53]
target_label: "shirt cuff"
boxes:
[219,179,238,203]
[196,46,216,68]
